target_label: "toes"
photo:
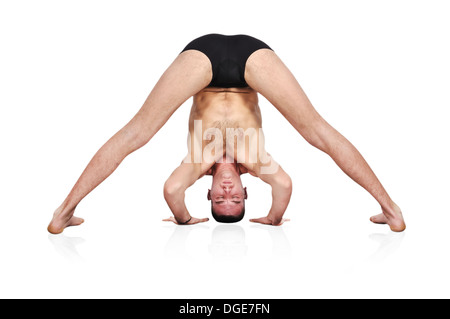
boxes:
[370,214,388,224]
[69,216,85,227]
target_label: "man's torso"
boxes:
[186,87,269,177]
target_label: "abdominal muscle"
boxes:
[189,87,262,133]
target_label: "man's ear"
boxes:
[207,189,211,200]
[243,187,248,199]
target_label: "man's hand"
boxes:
[242,158,292,228]
[250,216,290,226]
[163,216,209,225]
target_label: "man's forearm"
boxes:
[267,180,292,225]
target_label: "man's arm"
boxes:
[246,155,292,226]
[163,161,211,225]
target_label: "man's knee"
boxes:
[120,122,152,151]
[298,119,329,151]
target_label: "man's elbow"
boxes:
[163,179,185,202]
[277,174,293,195]
[285,176,293,195]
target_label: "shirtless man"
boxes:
[48,34,406,234]
[161,86,292,226]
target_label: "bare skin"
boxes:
[48,47,405,233]
[162,84,292,226]
[48,50,213,234]
[244,49,405,232]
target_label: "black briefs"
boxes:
[181,33,273,88]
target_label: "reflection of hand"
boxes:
[162,216,209,225]
[249,216,290,226]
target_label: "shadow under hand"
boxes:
[48,234,85,262]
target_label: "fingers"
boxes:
[250,217,290,226]
[162,217,178,224]
[278,218,290,226]
[162,217,210,225]
[164,216,290,225]
[191,217,209,224]
[249,217,271,225]
[271,218,290,226]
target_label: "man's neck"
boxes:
[212,155,239,176]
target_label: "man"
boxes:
[161,85,292,225]
[48,34,405,234]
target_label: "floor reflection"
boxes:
[368,231,405,263]
[208,225,248,261]
[250,224,291,258]
[48,234,85,262]
[163,224,208,258]
[164,223,291,261]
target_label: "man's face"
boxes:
[208,166,247,217]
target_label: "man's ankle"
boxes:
[59,199,77,216]
[381,200,400,217]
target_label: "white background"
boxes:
[1,0,449,298]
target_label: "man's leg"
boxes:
[245,49,405,232]
[48,50,212,234]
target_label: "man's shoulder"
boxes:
[237,163,257,177]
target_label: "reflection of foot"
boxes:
[368,231,405,262]
[370,202,406,232]
[48,234,85,261]
[47,204,84,234]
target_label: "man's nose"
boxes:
[222,185,232,191]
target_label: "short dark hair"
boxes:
[211,204,245,223]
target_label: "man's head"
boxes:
[207,162,247,223]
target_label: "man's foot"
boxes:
[47,204,84,234]
[370,202,406,232]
